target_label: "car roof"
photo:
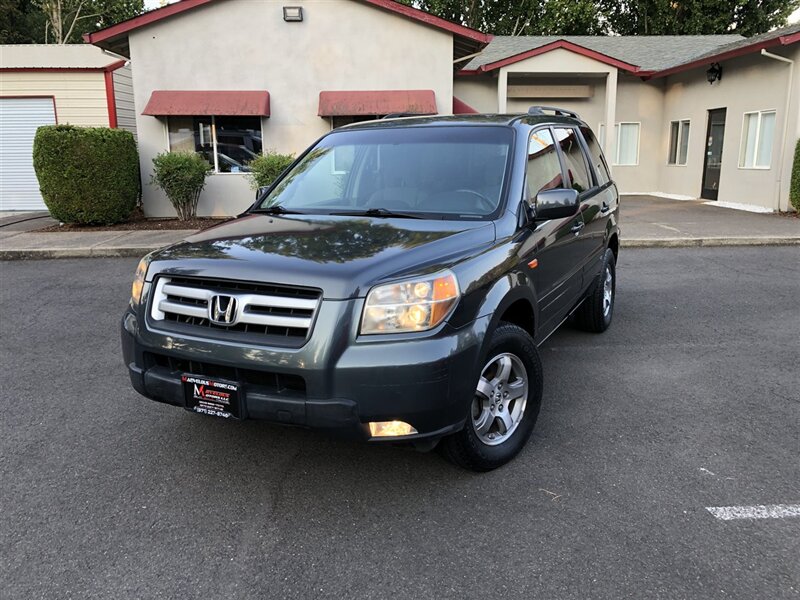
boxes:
[338,113,586,131]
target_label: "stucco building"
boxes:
[82,0,800,216]
[0,44,136,210]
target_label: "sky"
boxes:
[142,0,800,26]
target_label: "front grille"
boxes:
[144,352,306,396]
[148,275,322,347]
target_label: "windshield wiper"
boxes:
[251,205,305,215]
[329,207,423,219]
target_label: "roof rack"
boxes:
[527,106,580,118]
[381,112,420,119]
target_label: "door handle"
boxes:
[570,221,584,234]
[600,202,611,214]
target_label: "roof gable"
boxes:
[461,26,799,77]
[84,0,490,59]
[463,35,744,73]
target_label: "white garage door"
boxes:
[0,97,57,211]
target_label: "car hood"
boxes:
[146,213,496,299]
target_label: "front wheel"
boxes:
[441,323,543,471]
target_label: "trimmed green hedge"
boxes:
[791,138,800,213]
[247,151,295,189]
[151,151,212,220]
[33,125,139,224]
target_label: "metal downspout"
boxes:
[760,49,795,212]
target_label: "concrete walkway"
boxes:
[0,212,193,259]
[621,195,800,247]
[1,196,798,259]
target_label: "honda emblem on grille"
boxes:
[209,295,238,325]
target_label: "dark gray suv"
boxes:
[121,107,620,471]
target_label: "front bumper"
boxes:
[121,299,489,443]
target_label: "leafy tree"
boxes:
[732,0,800,36]
[493,0,607,35]
[0,0,47,43]
[401,0,798,36]
[398,0,606,35]
[33,0,144,44]
[598,0,799,35]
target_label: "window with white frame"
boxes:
[614,122,640,165]
[668,120,690,165]
[167,116,263,173]
[739,110,776,168]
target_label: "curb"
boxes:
[0,247,160,260]
[621,237,800,248]
[2,237,799,260]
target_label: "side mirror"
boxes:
[534,188,579,221]
[255,186,269,201]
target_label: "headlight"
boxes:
[360,271,459,334]
[130,256,150,305]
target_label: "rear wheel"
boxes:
[576,247,616,333]
[441,323,542,471]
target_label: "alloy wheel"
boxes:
[472,353,528,446]
[602,266,613,317]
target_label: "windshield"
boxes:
[256,126,513,219]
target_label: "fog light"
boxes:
[368,421,418,438]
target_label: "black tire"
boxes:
[576,248,616,333]
[440,323,543,472]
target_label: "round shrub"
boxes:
[247,150,295,189]
[151,151,212,220]
[33,125,139,224]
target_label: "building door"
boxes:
[0,97,57,211]
[701,108,726,200]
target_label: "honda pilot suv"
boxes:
[121,107,620,471]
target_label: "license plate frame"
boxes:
[182,375,242,419]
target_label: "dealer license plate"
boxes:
[182,375,241,419]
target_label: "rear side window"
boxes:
[580,126,611,186]
[554,128,591,193]
[527,129,563,197]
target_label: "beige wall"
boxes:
[453,76,497,112]
[130,0,454,217]
[0,71,110,127]
[658,49,798,210]
[612,75,664,193]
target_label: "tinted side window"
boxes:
[580,126,611,185]
[554,127,591,193]
[527,129,564,198]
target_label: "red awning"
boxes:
[452,96,479,114]
[318,90,436,117]
[142,90,270,116]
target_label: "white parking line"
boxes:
[706,504,800,520]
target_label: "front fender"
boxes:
[451,268,538,370]
[479,271,538,352]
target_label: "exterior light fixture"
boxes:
[283,6,303,21]
[706,62,722,84]
[368,421,418,438]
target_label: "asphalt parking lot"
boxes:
[1,247,798,599]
